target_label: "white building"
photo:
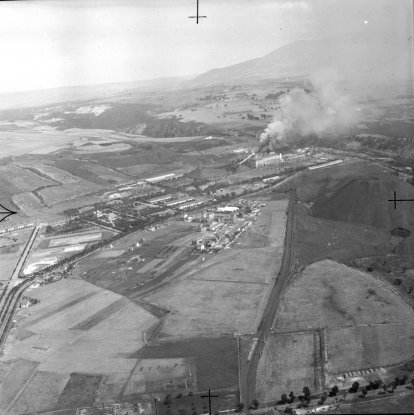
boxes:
[217,206,239,213]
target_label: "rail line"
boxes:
[240,189,297,408]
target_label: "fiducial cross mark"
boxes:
[201,389,218,415]
[388,191,414,210]
[189,0,206,24]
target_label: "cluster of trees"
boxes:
[277,387,311,409]
[246,113,261,121]
[143,118,208,138]
[198,94,228,101]
[272,376,414,412]
[354,135,414,152]
[52,103,156,131]
[265,90,287,100]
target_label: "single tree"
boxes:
[279,393,288,404]
[348,381,359,393]
[329,385,339,397]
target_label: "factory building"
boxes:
[248,153,283,168]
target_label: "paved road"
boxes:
[240,190,297,408]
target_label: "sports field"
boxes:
[23,230,103,275]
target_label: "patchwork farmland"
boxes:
[0,279,159,413]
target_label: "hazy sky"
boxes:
[0,0,411,93]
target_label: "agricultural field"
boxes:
[75,161,129,183]
[0,278,159,413]
[119,163,184,178]
[134,336,238,392]
[157,97,268,130]
[38,180,102,204]
[7,370,70,415]
[334,393,414,414]
[15,160,80,184]
[0,359,39,413]
[0,163,57,192]
[0,127,78,156]
[53,158,127,186]
[256,332,319,403]
[11,191,44,216]
[272,260,414,390]
[121,357,195,396]
[326,322,414,377]
[0,228,32,284]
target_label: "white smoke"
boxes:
[260,70,361,150]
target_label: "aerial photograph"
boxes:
[0,0,413,414]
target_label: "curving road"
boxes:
[240,189,297,409]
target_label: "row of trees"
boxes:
[271,376,414,412]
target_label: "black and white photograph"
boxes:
[0,1,413,414]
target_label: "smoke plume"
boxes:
[259,70,360,151]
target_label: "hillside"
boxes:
[311,176,414,229]
[187,33,410,88]
[311,174,414,255]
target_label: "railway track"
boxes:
[240,189,297,408]
[0,225,40,352]
[0,277,35,351]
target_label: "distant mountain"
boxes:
[0,76,190,111]
[187,40,318,87]
[187,34,412,89]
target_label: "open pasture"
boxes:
[0,164,57,192]
[12,192,44,215]
[134,336,238,391]
[145,277,269,338]
[273,260,414,331]
[122,357,194,396]
[119,163,182,178]
[271,259,414,392]
[256,332,318,403]
[16,160,80,184]
[0,358,39,413]
[157,98,267,129]
[0,128,77,156]
[54,373,102,411]
[75,161,129,183]
[53,158,126,186]
[38,180,101,204]
[7,370,70,415]
[326,322,414,377]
